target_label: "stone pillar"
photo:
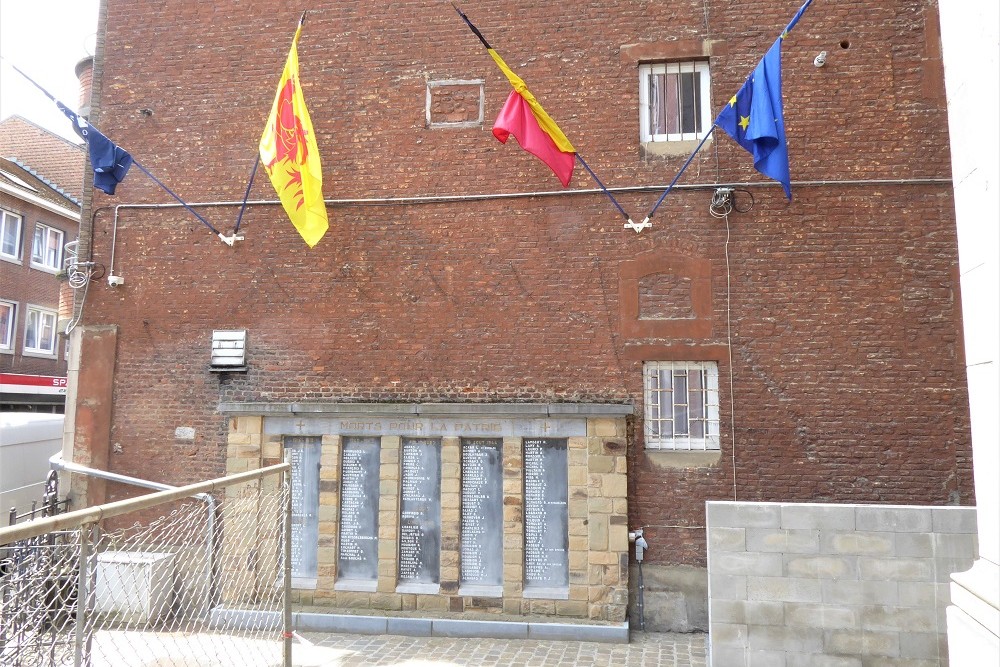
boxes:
[316,435,341,598]
[502,435,524,615]
[440,437,461,601]
[221,416,264,604]
[63,325,117,509]
[376,436,400,595]
[585,418,629,622]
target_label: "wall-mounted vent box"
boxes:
[211,329,247,371]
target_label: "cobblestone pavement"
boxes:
[294,631,707,666]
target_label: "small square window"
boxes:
[31,222,64,271]
[643,361,720,450]
[24,306,58,356]
[1,210,23,261]
[639,61,712,143]
[0,300,15,350]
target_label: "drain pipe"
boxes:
[629,528,649,632]
[49,453,219,610]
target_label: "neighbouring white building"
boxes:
[940,0,1000,663]
[0,412,64,520]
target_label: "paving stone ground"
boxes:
[294,631,707,666]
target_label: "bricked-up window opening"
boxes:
[523,438,569,595]
[638,61,711,143]
[1,209,23,261]
[30,222,64,271]
[24,305,57,355]
[426,79,485,129]
[284,436,321,585]
[643,361,721,450]
[0,300,15,349]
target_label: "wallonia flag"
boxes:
[259,22,329,247]
[488,49,576,187]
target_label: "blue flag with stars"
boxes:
[714,0,812,200]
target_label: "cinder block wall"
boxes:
[706,501,977,666]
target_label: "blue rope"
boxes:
[4,59,225,238]
[132,161,222,235]
[233,156,260,234]
[641,124,717,223]
[575,155,632,221]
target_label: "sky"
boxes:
[0,0,101,143]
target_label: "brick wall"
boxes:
[77,0,971,575]
[706,501,978,665]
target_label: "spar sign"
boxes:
[0,374,68,395]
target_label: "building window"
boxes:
[0,301,15,350]
[638,61,711,143]
[1,210,22,261]
[643,361,720,450]
[24,306,57,356]
[31,222,64,271]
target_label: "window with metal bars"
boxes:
[638,61,712,143]
[643,361,720,450]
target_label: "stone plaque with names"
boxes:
[398,438,442,585]
[285,436,320,580]
[460,438,503,586]
[337,436,380,582]
[523,438,569,588]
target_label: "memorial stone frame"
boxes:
[222,403,632,625]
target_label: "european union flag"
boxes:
[57,101,133,196]
[716,36,791,199]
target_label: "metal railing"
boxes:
[0,463,291,667]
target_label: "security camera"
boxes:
[814,51,828,68]
[108,275,124,287]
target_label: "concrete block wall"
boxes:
[707,501,978,666]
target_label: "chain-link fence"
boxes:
[0,463,291,667]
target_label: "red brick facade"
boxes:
[75,0,970,573]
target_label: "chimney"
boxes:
[75,56,94,118]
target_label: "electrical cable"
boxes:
[724,212,738,501]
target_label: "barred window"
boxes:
[638,61,711,143]
[643,361,720,450]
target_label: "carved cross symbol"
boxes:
[295,419,306,433]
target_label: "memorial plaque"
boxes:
[285,436,321,580]
[460,438,503,587]
[337,436,380,582]
[523,438,568,588]
[398,438,442,584]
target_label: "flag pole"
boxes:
[228,155,259,241]
[453,5,638,227]
[637,0,815,231]
[4,57,229,242]
[230,10,309,243]
[631,124,717,233]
